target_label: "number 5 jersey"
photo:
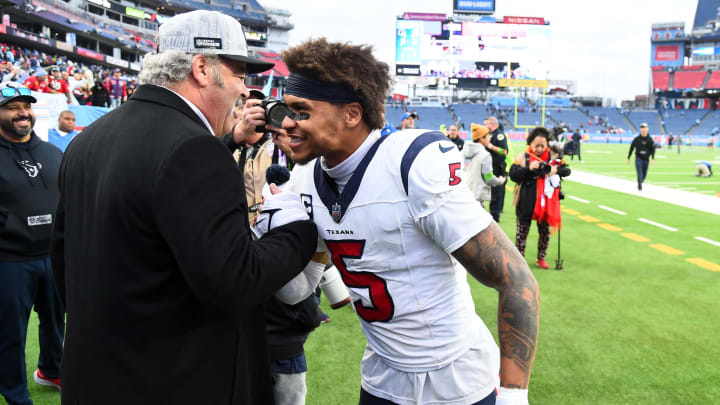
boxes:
[286,129,499,381]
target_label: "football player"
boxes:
[259,39,539,405]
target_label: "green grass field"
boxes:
[8,141,720,405]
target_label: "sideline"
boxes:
[565,170,720,215]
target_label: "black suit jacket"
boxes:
[51,84,318,404]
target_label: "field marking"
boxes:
[621,233,650,242]
[568,196,590,203]
[686,258,720,272]
[649,244,684,255]
[598,205,627,215]
[638,218,678,232]
[578,215,600,223]
[695,236,720,247]
[562,208,580,215]
[597,223,622,232]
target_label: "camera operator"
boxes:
[509,127,571,269]
[220,91,343,405]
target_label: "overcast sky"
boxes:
[258,0,699,102]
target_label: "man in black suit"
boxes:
[50,10,318,404]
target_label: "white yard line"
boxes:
[566,170,720,215]
[568,196,590,203]
[695,236,720,247]
[598,205,627,215]
[638,218,678,232]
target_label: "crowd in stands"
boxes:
[0,42,137,108]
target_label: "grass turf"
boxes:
[7,141,719,405]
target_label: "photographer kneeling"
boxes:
[510,127,571,269]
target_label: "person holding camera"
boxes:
[509,127,571,270]
[51,10,318,404]
[271,38,539,405]
[221,90,333,405]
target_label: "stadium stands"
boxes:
[451,104,492,125]
[412,107,454,130]
[586,107,632,131]
[673,71,708,90]
[662,109,706,135]
[547,108,592,130]
[626,110,661,134]
[691,109,720,135]
[652,72,670,90]
[705,71,720,89]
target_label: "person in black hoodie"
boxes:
[90,79,109,107]
[627,122,655,191]
[0,83,65,405]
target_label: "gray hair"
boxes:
[139,51,222,87]
[485,116,499,126]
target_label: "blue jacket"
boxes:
[48,128,79,152]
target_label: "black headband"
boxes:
[285,73,361,104]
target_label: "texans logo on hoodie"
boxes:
[18,160,42,177]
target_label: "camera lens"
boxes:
[267,103,293,127]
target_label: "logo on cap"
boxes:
[194,37,223,49]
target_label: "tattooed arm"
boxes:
[452,221,539,389]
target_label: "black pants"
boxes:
[635,159,650,190]
[571,141,581,160]
[489,183,506,222]
[0,257,64,405]
[359,387,496,404]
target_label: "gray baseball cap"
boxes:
[157,10,273,74]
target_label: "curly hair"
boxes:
[527,126,551,145]
[282,38,391,130]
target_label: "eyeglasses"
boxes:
[1,87,32,98]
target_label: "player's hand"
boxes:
[650,159,655,165]
[497,175,506,183]
[626,159,630,163]
[252,185,309,238]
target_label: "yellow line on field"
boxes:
[686,258,720,272]
[578,215,600,223]
[621,233,650,242]
[649,244,684,255]
[562,208,580,215]
[597,223,622,232]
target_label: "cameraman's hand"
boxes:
[268,126,293,157]
[528,160,541,170]
[252,185,309,238]
[233,99,265,144]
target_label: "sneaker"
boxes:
[536,259,550,269]
[34,369,60,390]
[320,314,331,324]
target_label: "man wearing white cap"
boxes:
[51,10,318,404]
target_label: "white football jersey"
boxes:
[287,129,498,373]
